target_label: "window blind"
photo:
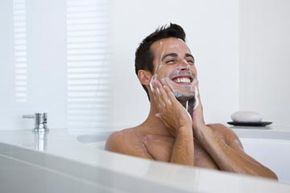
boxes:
[66,0,111,133]
[13,0,27,103]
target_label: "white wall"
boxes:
[0,0,67,130]
[0,0,110,133]
[239,0,290,128]
[0,0,15,129]
[3,0,288,131]
[110,0,240,129]
[26,0,67,129]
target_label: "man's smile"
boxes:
[168,71,195,87]
[171,76,193,85]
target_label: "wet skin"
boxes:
[106,38,278,180]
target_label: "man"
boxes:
[105,23,277,179]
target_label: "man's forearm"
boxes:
[194,125,277,179]
[170,126,194,166]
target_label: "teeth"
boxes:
[174,78,191,83]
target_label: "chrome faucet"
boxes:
[23,112,49,132]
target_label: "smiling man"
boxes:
[105,23,277,179]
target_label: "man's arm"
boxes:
[152,81,194,166]
[193,124,278,179]
[170,126,194,165]
[190,87,277,179]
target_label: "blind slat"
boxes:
[67,0,110,131]
[13,0,27,102]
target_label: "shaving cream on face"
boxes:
[150,38,199,111]
[155,41,197,99]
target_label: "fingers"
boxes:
[151,78,173,107]
[163,78,176,100]
[151,81,165,111]
[163,85,175,105]
[194,86,199,110]
[151,76,194,132]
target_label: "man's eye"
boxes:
[166,59,175,64]
[187,59,195,65]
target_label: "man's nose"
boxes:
[179,59,190,70]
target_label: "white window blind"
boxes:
[13,0,27,103]
[66,0,111,133]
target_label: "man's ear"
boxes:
[137,70,152,86]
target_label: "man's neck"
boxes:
[138,96,194,136]
[138,105,172,136]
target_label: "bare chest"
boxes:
[143,136,219,169]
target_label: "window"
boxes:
[13,0,27,103]
[66,0,111,133]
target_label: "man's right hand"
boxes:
[151,78,192,137]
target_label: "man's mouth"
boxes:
[171,76,193,84]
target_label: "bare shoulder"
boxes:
[207,123,243,149]
[105,130,124,152]
[105,128,133,152]
[105,127,153,159]
[206,123,235,137]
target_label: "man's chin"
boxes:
[171,87,195,97]
[169,82,195,92]
[162,79,196,101]
[173,92,195,102]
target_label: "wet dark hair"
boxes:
[135,23,186,100]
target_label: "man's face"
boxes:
[150,38,197,99]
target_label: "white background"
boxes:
[239,0,290,128]
[0,0,67,130]
[1,0,290,132]
[110,0,240,129]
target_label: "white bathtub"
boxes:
[77,128,290,184]
[235,129,290,184]
[1,128,290,193]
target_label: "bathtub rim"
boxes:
[76,128,290,144]
[1,128,290,193]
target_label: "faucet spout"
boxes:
[23,112,49,132]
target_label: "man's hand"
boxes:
[151,77,194,165]
[187,86,206,135]
[151,78,192,137]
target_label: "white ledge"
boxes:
[0,128,290,193]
